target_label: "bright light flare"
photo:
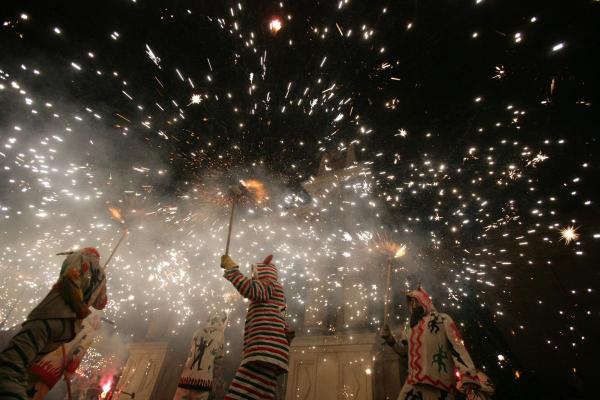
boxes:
[394,244,407,259]
[100,380,112,398]
[269,18,282,33]
[109,207,125,224]
[560,226,579,245]
[189,94,202,105]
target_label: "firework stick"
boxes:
[103,228,129,269]
[383,257,393,327]
[87,229,128,307]
[225,199,236,255]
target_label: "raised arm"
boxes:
[221,255,273,301]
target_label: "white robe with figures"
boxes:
[392,288,494,400]
[174,315,226,400]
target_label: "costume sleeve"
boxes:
[224,267,273,301]
[58,264,90,318]
[442,314,481,392]
[91,281,108,310]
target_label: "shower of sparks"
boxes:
[0,0,596,390]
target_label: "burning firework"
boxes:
[99,378,112,399]
[109,207,125,224]
[560,225,580,245]
[240,179,268,204]
[372,232,407,259]
[269,18,282,34]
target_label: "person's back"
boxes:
[220,254,292,400]
[0,247,108,399]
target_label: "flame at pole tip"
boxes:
[372,232,407,259]
[108,207,125,224]
[393,243,407,259]
[240,179,268,204]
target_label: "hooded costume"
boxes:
[26,314,102,399]
[174,313,228,400]
[386,287,493,400]
[221,254,290,400]
[0,247,108,400]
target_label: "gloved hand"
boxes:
[221,255,238,270]
[380,324,396,345]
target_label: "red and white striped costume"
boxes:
[223,255,289,400]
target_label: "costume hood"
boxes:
[407,286,437,313]
[251,254,278,281]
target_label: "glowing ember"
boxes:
[109,207,124,224]
[240,179,268,204]
[189,94,202,105]
[393,244,407,259]
[100,381,112,398]
[269,18,282,33]
[560,226,580,245]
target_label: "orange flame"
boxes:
[109,207,124,224]
[373,232,406,259]
[240,179,268,204]
[100,380,112,399]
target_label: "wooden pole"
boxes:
[225,199,236,255]
[103,228,128,269]
[87,229,128,307]
[383,257,393,327]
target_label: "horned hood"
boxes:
[407,286,437,313]
[251,254,279,281]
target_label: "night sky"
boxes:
[1,0,600,398]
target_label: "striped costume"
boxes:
[0,248,107,400]
[223,255,289,400]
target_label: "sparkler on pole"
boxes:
[383,257,393,326]
[102,228,129,270]
[375,235,406,327]
[224,185,242,256]
[223,179,267,255]
[86,208,129,307]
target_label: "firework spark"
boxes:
[560,226,580,245]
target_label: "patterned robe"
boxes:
[392,287,494,400]
[223,259,289,400]
[174,314,227,400]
